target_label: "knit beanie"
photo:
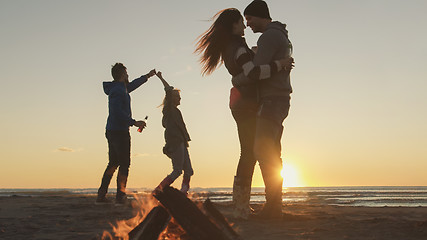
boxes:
[243,0,272,20]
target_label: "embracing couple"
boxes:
[195,0,294,220]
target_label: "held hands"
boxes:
[279,57,295,71]
[146,69,157,78]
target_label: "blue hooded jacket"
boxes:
[103,76,148,131]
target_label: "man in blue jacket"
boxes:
[96,63,156,205]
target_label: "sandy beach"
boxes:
[1,192,427,240]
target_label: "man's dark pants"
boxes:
[98,130,131,199]
[254,97,290,209]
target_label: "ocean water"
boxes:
[1,186,427,207]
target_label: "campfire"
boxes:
[101,187,241,240]
[101,193,160,240]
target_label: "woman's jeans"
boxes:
[98,130,131,198]
[232,109,258,186]
[166,142,194,181]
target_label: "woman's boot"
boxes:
[154,176,174,193]
[180,175,191,194]
[232,176,253,219]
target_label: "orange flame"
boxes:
[158,218,187,240]
[101,193,158,240]
[101,192,215,240]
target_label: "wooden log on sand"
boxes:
[153,186,238,240]
[203,199,241,240]
[128,206,170,240]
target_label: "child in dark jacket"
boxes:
[154,71,193,194]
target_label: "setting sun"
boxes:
[281,162,303,187]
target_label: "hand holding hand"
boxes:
[146,69,157,78]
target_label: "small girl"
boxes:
[154,71,193,194]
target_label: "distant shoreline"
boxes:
[1,186,427,208]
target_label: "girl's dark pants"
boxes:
[166,142,194,181]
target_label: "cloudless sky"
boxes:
[1,0,426,189]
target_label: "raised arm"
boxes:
[156,71,172,90]
[127,69,156,93]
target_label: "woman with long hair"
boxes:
[195,8,293,219]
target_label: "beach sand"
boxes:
[1,194,427,240]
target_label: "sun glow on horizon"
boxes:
[281,162,303,188]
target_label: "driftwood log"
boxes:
[128,206,170,240]
[153,186,239,240]
[203,199,241,240]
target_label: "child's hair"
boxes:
[159,88,181,110]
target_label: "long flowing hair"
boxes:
[195,8,243,76]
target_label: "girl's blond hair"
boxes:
[159,88,181,110]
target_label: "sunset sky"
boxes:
[1,0,426,189]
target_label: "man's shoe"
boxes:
[251,203,283,220]
[95,196,111,205]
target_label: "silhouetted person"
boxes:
[195,8,293,218]
[241,0,294,219]
[153,71,194,195]
[96,63,156,205]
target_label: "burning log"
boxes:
[154,186,240,240]
[128,206,170,240]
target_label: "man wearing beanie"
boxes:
[241,0,294,220]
